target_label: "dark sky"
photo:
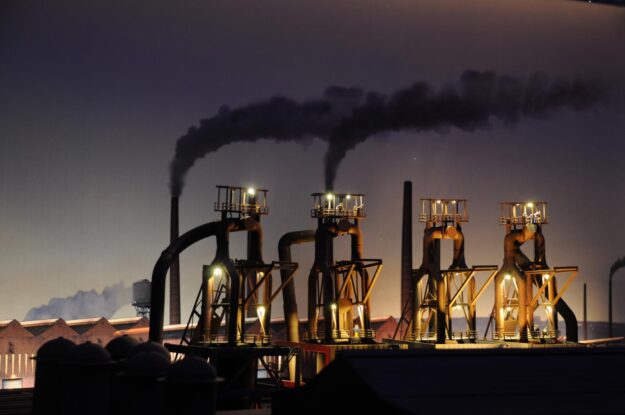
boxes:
[1,0,624,324]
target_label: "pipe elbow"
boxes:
[243,216,261,232]
[423,227,442,245]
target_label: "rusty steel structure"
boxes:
[148,186,298,408]
[398,198,497,344]
[145,184,584,409]
[161,186,297,346]
[305,192,383,344]
[491,202,578,342]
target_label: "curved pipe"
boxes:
[532,226,578,342]
[414,224,468,343]
[449,224,468,269]
[504,228,533,267]
[420,225,468,272]
[149,218,254,344]
[278,230,316,343]
[420,227,442,275]
[496,228,535,341]
[556,297,578,342]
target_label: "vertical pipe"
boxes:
[494,272,504,340]
[436,277,446,343]
[246,212,263,320]
[400,181,413,339]
[324,234,335,341]
[609,275,613,338]
[584,283,588,340]
[170,196,181,325]
[527,274,535,335]
[469,277,476,337]
[517,273,528,342]
[308,269,318,339]
[224,260,240,346]
[350,221,371,332]
[202,265,212,341]
[547,277,556,336]
[412,274,421,340]
[278,230,316,343]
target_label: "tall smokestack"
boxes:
[170,196,181,325]
[400,181,413,338]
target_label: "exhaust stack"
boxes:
[399,181,413,338]
[170,196,181,325]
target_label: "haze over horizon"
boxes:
[1,0,625,325]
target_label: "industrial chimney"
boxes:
[170,196,181,325]
[399,181,413,338]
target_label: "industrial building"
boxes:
[0,315,398,389]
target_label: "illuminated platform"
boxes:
[384,339,585,350]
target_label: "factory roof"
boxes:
[0,315,400,357]
[0,320,34,338]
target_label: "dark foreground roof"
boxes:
[273,347,625,415]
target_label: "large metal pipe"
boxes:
[400,181,412,339]
[245,213,266,328]
[309,223,339,340]
[278,230,316,343]
[449,225,468,270]
[170,196,181,325]
[556,294,578,342]
[149,218,254,344]
[494,227,533,341]
[421,225,467,270]
[608,257,625,338]
[533,226,578,342]
[348,220,370,330]
[533,225,548,269]
[206,218,262,344]
[246,214,263,263]
[413,225,467,343]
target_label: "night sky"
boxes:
[1,0,624,324]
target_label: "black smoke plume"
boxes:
[610,256,625,278]
[24,282,132,321]
[169,70,611,194]
[169,87,365,196]
[324,71,609,188]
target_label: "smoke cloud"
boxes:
[610,257,625,278]
[169,70,612,194]
[324,71,610,188]
[169,87,365,196]
[24,282,132,321]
